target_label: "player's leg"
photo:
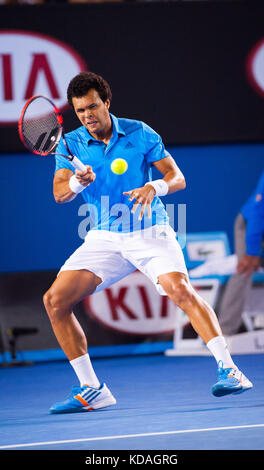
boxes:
[44,269,117,414]
[43,269,101,363]
[125,225,253,397]
[158,271,222,344]
[44,232,137,413]
[43,269,103,391]
[158,271,253,396]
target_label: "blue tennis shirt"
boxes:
[55,114,170,233]
[241,170,264,256]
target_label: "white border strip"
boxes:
[0,424,264,449]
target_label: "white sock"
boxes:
[70,353,100,388]
[206,335,237,369]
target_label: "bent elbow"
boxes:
[54,193,65,204]
[181,177,186,189]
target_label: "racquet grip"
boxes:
[71,156,87,171]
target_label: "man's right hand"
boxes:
[237,254,260,277]
[75,165,96,187]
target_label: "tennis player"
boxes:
[44,72,252,414]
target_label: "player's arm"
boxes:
[124,156,185,220]
[53,166,96,204]
[151,155,186,194]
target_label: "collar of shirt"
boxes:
[85,113,126,146]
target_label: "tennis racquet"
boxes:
[18,95,86,171]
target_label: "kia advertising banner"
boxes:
[84,271,175,337]
[0,269,219,357]
[0,2,264,152]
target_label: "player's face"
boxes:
[72,89,111,139]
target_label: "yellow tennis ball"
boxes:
[110,158,128,175]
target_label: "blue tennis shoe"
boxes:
[212,361,253,397]
[50,383,116,414]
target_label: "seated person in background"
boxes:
[218,170,264,336]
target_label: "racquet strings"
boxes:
[21,97,61,154]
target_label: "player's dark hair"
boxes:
[67,72,112,107]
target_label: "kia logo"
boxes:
[0,30,87,124]
[246,38,264,98]
[83,272,177,336]
[83,274,219,336]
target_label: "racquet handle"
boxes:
[71,156,87,171]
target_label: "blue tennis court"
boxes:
[0,353,263,450]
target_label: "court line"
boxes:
[0,423,264,449]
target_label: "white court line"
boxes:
[0,424,264,449]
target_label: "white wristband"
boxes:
[69,175,86,194]
[145,179,168,196]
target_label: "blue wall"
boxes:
[1,142,263,272]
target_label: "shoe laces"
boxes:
[69,385,82,398]
[217,360,232,379]
[217,361,240,380]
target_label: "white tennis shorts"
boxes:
[59,224,188,295]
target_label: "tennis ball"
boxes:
[110,158,128,175]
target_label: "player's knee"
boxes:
[163,278,194,308]
[43,288,69,320]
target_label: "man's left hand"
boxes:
[123,185,156,220]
